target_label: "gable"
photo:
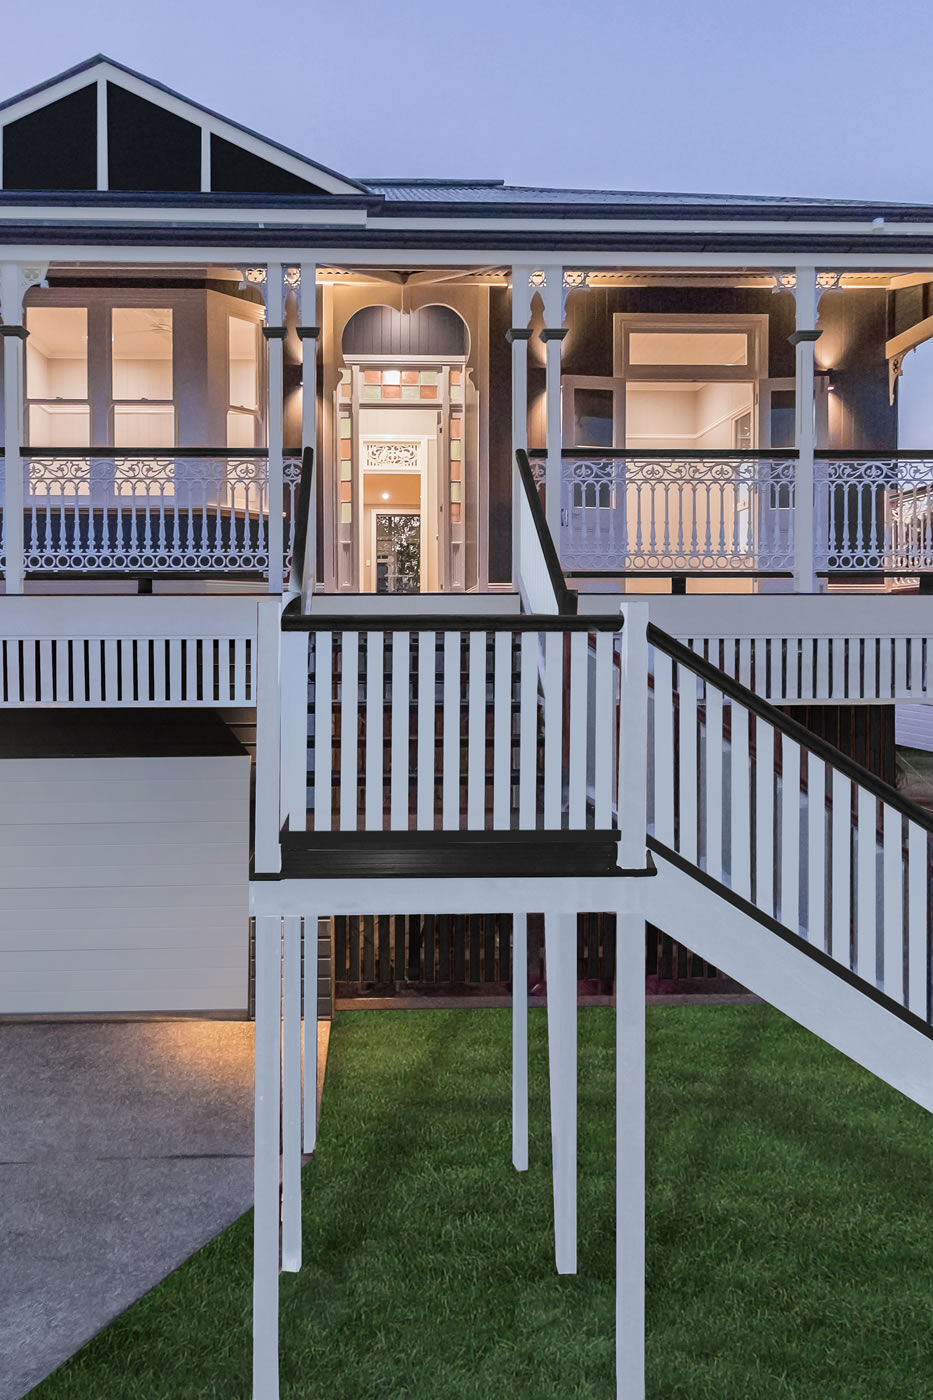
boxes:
[0,56,363,197]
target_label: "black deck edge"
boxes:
[648,835,933,1041]
[647,622,933,836]
[514,448,577,616]
[280,596,620,632]
[288,446,314,596]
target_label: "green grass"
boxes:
[29,1005,933,1399]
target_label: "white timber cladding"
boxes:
[0,595,263,705]
[0,754,250,1014]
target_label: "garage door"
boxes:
[0,712,250,1015]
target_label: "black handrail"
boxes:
[20,446,271,458]
[647,621,933,836]
[530,447,799,461]
[514,448,577,615]
[288,447,315,596]
[281,596,618,632]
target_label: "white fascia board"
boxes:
[8,244,933,271]
[369,214,933,238]
[250,874,652,918]
[0,204,369,226]
[0,68,100,124]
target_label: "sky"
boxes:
[2,0,932,204]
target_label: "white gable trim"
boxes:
[0,58,363,197]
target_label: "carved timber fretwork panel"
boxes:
[363,441,421,470]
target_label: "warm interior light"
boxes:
[381,491,390,500]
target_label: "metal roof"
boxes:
[362,180,930,211]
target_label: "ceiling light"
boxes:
[381,491,390,500]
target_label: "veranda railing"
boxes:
[0,447,302,580]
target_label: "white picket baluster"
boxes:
[518,632,538,829]
[442,632,461,830]
[704,686,723,883]
[729,701,751,900]
[339,632,359,831]
[390,631,410,831]
[755,720,774,917]
[678,666,698,866]
[593,630,613,830]
[855,787,877,983]
[780,735,800,929]
[653,651,674,848]
[467,630,487,829]
[365,632,384,831]
[314,634,333,832]
[303,912,319,1154]
[543,631,563,829]
[417,632,436,830]
[882,807,903,1005]
[512,911,528,1172]
[492,631,512,830]
[806,754,826,948]
[831,771,851,968]
[907,823,928,1019]
[568,631,588,829]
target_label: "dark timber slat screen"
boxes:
[332,912,736,996]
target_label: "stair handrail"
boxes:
[647,620,933,835]
[288,447,315,600]
[514,448,576,616]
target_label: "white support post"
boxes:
[544,909,577,1274]
[541,269,567,548]
[1,261,46,594]
[790,267,818,593]
[96,80,108,191]
[279,630,308,832]
[253,914,282,1400]
[303,911,319,1154]
[281,914,302,1273]
[509,266,534,584]
[619,603,650,869]
[616,917,646,1400]
[265,264,286,595]
[512,911,528,1172]
[298,263,319,601]
[255,597,283,874]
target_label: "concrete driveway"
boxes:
[0,1021,256,1400]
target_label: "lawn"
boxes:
[30,1005,933,1399]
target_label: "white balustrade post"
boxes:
[540,268,567,549]
[509,265,534,584]
[281,914,302,1273]
[303,911,319,1154]
[260,264,286,595]
[512,911,529,1172]
[787,267,819,593]
[0,262,46,594]
[255,596,283,874]
[545,909,577,1274]
[616,916,646,1400]
[253,913,283,1400]
[279,629,308,832]
[618,602,650,869]
[297,262,318,600]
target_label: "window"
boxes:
[227,317,261,448]
[629,331,749,368]
[561,375,625,449]
[111,308,174,448]
[25,307,90,446]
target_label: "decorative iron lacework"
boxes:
[21,455,277,575]
[560,455,797,572]
[814,457,933,572]
[363,441,420,469]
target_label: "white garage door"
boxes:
[0,751,250,1015]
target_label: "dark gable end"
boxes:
[209,135,329,196]
[2,84,97,190]
[107,83,201,192]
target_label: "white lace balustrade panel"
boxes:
[814,457,933,572]
[283,456,302,576]
[22,455,271,574]
[364,441,420,470]
[560,456,797,572]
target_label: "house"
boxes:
[1,53,932,1400]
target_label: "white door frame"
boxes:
[358,429,433,592]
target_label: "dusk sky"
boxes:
[2,0,932,203]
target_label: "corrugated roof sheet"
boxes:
[362,180,923,209]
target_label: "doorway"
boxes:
[358,408,440,592]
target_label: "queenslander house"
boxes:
[3,54,933,1400]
